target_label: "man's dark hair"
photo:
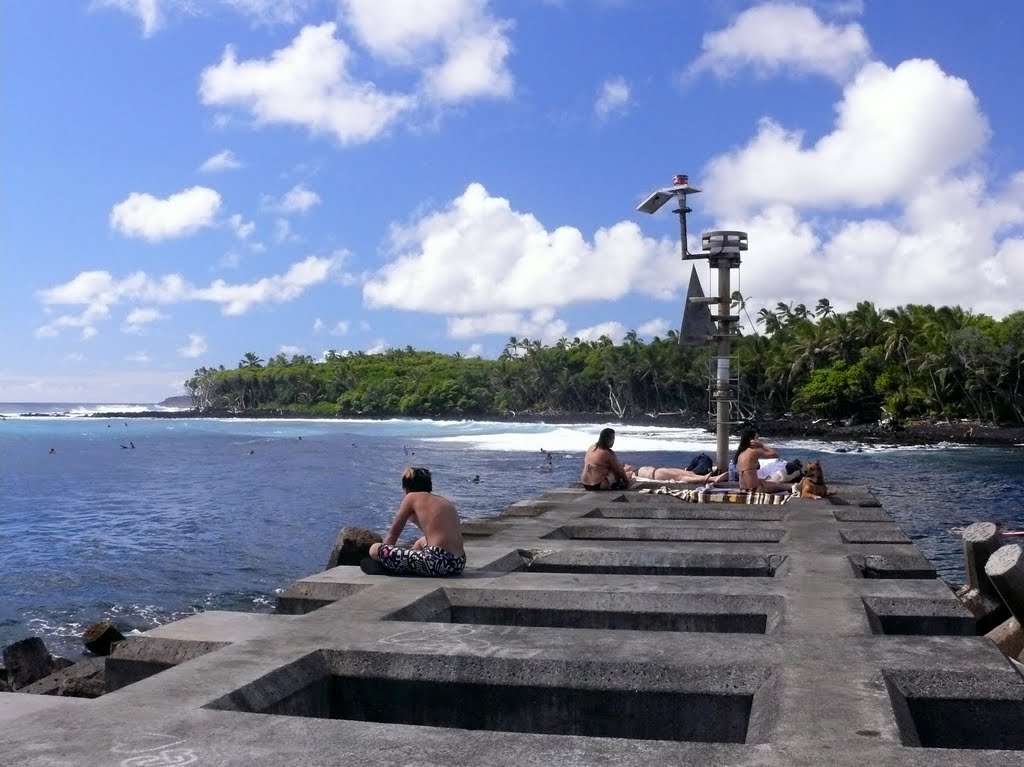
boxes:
[402,467,433,492]
[596,428,616,449]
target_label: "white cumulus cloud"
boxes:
[280,183,320,213]
[219,0,311,25]
[122,306,167,334]
[595,76,630,121]
[35,255,342,337]
[228,213,255,239]
[339,0,514,103]
[573,321,627,345]
[701,59,990,217]
[364,183,683,319]
[685,2,871,83]
[92,0,163,37]
[199,149,243,172]
[110,186,222,241]
[199,22,415,145]
[177,333,207,358]
[447,309,568,342]
[192,254,340,315]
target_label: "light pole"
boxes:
[637,175,748,474]
[702,230,746,475]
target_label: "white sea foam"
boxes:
[771,437,968,454]
[0,402,188,418]
[425,423,720,453]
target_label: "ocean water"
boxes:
[2,403,1023,660]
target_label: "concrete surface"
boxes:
[1,483,1023,765]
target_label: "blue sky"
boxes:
[2,1,1023,403]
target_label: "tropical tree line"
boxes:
[184,300,1024,426]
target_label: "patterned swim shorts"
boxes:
[377,545,467,577]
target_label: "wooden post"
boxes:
[984,544,1024,624]
[963,521,1002,597]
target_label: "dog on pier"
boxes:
[798,460,830,499]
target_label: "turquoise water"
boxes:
[2,407,1023,659]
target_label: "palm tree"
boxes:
[756,308,782,335]
[882,306,917,379]
[814,298,835,319]
[239,352,264,369]
[501,336,521,360]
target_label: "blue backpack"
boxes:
[686,453,714,475]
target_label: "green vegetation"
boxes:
[185,301,1024,426]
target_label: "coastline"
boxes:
[54,406,1024,448]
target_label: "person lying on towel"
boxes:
[632,466,728,484]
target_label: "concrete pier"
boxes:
[2,483,1024,765]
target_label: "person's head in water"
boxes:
[596,428,616,449]
[402,467,433,493]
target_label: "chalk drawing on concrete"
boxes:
[111,733,198,766]
[378,624,542,659]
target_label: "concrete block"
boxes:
[105,636,228,692]
[276,580,367,615]
[849,553,935,579]
[502,500,558,517]
[839,527,911,544]
[985,616,1024,658]
[953,584,1009,634]
[862,597,975,636]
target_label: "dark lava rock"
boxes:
[83,620,126,656]
[327,525,382,568]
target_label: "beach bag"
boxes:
[686,452,714,475]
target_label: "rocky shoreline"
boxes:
[53,406,1024,448]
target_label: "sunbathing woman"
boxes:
[580,427,632,490]
[632,466,728,484]
[734,430,792,493]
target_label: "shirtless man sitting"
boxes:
[632,466,728,484]
[367,467,466,576]
[734,430,792,493]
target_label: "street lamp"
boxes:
[637,174,748,475]
[636,174,701,259]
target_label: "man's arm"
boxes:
[382,495,414,546]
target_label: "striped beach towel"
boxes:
[639,486,791,505]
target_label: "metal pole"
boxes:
[716,260,731,474]
[702,230,746,475]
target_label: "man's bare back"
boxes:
[367,467,467,577]
[385,491,465,556]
